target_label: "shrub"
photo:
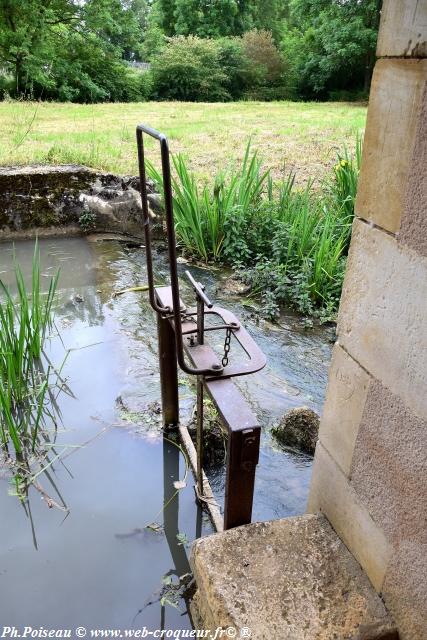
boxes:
[151,36,229,102]
[242,30,285,85]
[216,37,247,100]
[240,29,287,99]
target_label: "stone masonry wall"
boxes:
[308,2,427,638]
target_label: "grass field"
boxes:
[0,100,366,185]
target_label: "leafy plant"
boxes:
[328,134,363,228]
[149,137,360,321]
[79,210,97,232]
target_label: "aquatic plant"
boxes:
[0,243,59,459]
[328,134,363,228]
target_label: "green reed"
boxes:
[0,242,59,457]
[147,141,269,262]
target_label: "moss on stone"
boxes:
[272,406,320,455]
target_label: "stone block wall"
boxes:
[308,2,427,638]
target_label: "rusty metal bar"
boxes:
[204,376,260,528]
[155,288,266,380]
[137,125,223,378]
[157,312,179,429]
[224,428,260,529]
[136,127,168,315]
[185,270,213,310]
[136,124,266,530]
[196,377,204,497]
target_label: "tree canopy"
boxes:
[0,0,381,102]
[285,0,381,98]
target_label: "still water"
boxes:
[0,237,332,628]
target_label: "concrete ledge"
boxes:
[190,514,397,639]
[0,164,156,239]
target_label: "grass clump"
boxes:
[148,138,362,322]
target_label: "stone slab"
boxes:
[337,218,427,420]
[351,380,427,545]
[400,81,427,257]
[377,0,427,58]
[382,540,427,640]
[318,344,371,477]
[190,514,397,639]
[350,380,427,639]
[308,443,391,593]
[355,59,427,233]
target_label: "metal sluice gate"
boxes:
[136,124,267,530]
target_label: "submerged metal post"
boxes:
[157,313,179,429]
[224,427,261,530]
[196,377,204,497]
[196,287,204,498]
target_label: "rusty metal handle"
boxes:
[136,126,168,315]
[185,270,213,309]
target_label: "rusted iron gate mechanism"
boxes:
[136,125,267,530]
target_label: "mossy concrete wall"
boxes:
[0,165,154,240]
[308,2,427,638]
[0,165,98,233]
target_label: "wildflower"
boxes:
[340,159,348,167]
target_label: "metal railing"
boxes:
[136,124,266,529]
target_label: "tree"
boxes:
[151,0,288,40]
[153,0,177,36]
[174,0,240,38]
[231,0,289,39]
[0,0,147,100]
[242,30,284,83]
[285,0,381,98]
[0,0,79,95]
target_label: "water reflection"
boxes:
[0,235,331,628]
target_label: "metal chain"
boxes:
[222,327,232,368]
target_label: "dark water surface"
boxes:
[0,237,332,628]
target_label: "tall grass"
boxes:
[328,134,363,225]
[0,243,59,458]
[147,142,269,262]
